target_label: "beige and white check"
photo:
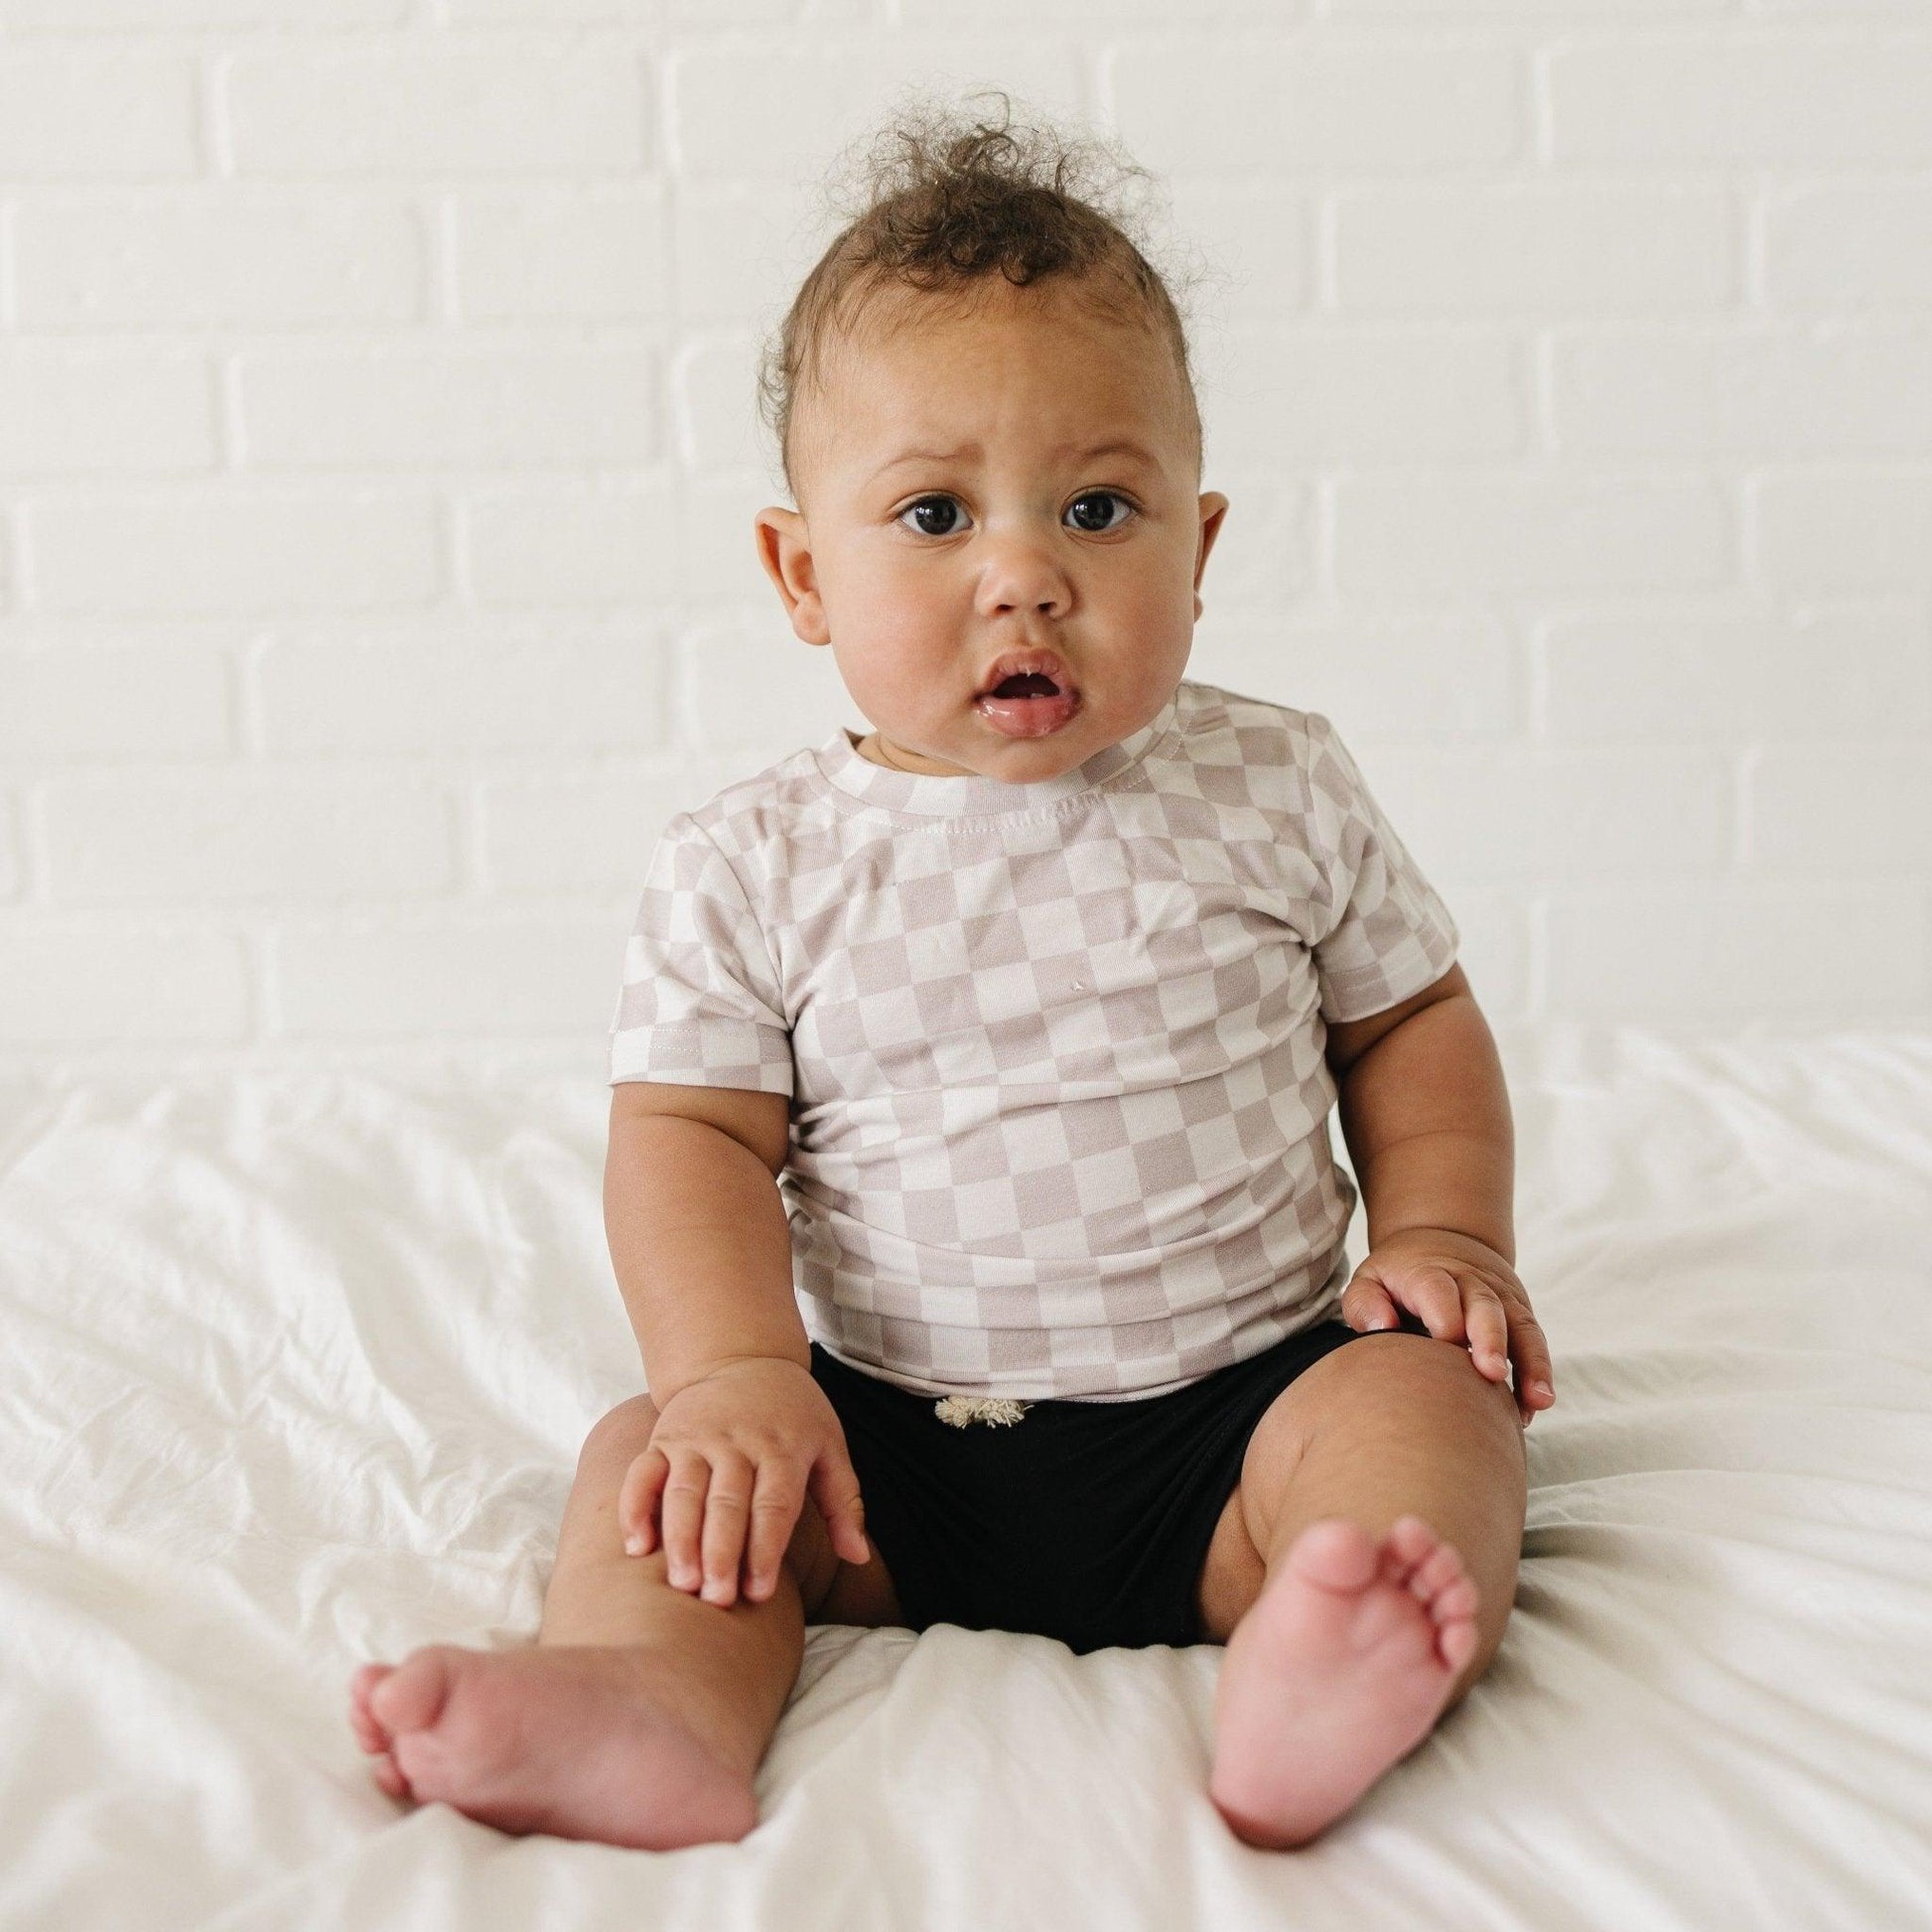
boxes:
[609,679,1459,1404]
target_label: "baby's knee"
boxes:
[577,1393,661,1479]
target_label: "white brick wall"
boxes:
[2,1,1929,1082]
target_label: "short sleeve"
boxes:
[607,812,794,1095]
[1304,713,1460,1025]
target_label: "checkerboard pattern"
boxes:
[610,680,1458,1403]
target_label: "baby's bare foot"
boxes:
[1207,1515,1480,1850]
[347,1644,759,1850]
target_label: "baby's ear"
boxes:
[1194,491,1231,584]
[753,506,828,644]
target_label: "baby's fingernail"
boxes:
[623,1534,643,1557]
[1533,1381,1553,1398]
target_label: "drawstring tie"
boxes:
[933,1395,1034,1428]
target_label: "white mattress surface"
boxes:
[3,1026,1930,1930]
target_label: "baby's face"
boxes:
[755,276,1229,781]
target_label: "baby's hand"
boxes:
[620,1358,871,1609]
[1338,1228,1556,1429]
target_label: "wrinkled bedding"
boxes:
[4,1025,1930,1930]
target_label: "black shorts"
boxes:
[808,1311,1426,1656]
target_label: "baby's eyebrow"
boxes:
[867,438,1160,483]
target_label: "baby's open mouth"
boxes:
[973,657,1081,739]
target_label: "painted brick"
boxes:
[1202,327,1526,462]
[1188,479,1315,606]
[236,347,657,470]
[0,349,215,474]
[462,481,683,608]
[453,189,672,322]
[44,776,455,901]
[1200,615,1518,737]
[1763,186,1932,313]
[1548,889,1926,1017]
[226,50,651,175]
[14,195,426,329]
[256,633,669,754]
[8,0,405,21]
[0,647,232,761]
[1746,749,1932,872]
[1336,185,1735,315]
[3,10,1930,1050]
[1751,475,1932,590]
[1549,36,1932,165]
[1345,745,1730,883]
[0,926,250,1046]
[27,491,442,615]
[269,916,619,1035]
[0,53,199,180]
[480,774,697,894]
[669,46,1084,180]
[1551,328,1932,457]
[1165,186,1312,323]
[1109,41,1522,173]
[1542,608,1932,742]
[1335,476,1731,593]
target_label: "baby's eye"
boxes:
[1065,490,1135,534]
[898,495,967,538]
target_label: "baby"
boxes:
[349,95,1556,1855]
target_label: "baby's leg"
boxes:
[348,1394,833,1850]
[1201,1332,1528,1849]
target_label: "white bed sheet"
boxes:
[3,1025,1930,1931]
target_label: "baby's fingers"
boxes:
[807,1444,871,1570]
[1338,1272,1401,1333]
[744,1458,803,1604]
[619,1447,667,1558]
[1507,1304,1557,1424]
[658,1449,712,1593]
[697,1448,755,1606]
[1462,1285,1512,1384]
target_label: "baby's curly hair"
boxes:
[757,88,1211,503]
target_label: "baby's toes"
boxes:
[368,1646,457,1740]
[1385,1513,1443,1567]
[1415,1562,1482,1670]
[1287,1517,1381,1592]
[1404,1539,1468,1605]
[348,1662,396,1755]
[370,1751,413,1803]
[1431,1600,1480,1674]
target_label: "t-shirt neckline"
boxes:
[813,687,1182,820]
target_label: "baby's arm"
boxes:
[606,1082,807,1401]
[604,1084,871,1604]
[1324,963,1557,1428]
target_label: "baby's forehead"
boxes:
[837,273,1163,367]
[784,272,1189,498]
[809,282,1190,447]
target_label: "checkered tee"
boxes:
[608,679,1459,1404]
